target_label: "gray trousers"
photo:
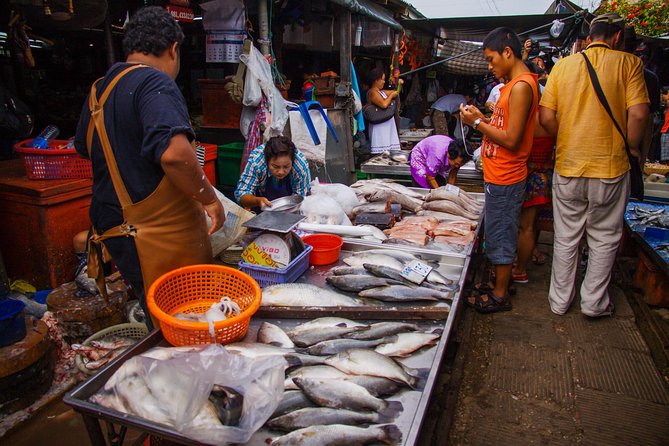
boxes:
[549,171,629,316]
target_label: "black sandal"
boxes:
[466,290,512,314]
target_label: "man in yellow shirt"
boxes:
[539,13,649,317]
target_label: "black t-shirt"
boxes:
[74,62,194,284]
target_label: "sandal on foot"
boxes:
[532,252,547,265]
[512,273,529,284]
[471,282,493,296]
[466,290,512,314]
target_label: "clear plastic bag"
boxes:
[90,345,286,445]
[310,179,361,217]
[300,194,352,225]
[207,188,255,256]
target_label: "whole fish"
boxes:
[374,331,441,357]
[268,408,390,432]
[262,283,364,307]
[352,202,389,216]
[360,285,452,303]
[284,365,350,390]
[257,322,294,348]
[269,423,402,446]
[288,325,367,348]
[361,249,419,263]
[330,265,370,276]
[293,377,403,417]
[305,336,396,356]
[289,317,368,335]
[417,209,474,223]
[362,263,415,286]
[426,269,455,288]
[345,322,420,340]
[272,390,316,417]
[425,188,482,214]
[324,348,423,388]
[422,200,479,221]
[345,376,403,397]
[225,342,322,367]
[343,254,405,270]
[366,189,422,213]
[326,275,403,293]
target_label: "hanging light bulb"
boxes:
[550,19,565,38]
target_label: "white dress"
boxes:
[369,91,400,154]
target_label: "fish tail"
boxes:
[378,400,403,419]
[407,367,430,390]
[432,328,444,335]
[378,424,403,445]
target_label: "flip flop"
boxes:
[512,273,529,284]
[532,251,547,265]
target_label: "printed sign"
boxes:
[168,0,191,7]
[400,260,433,285]
[166,5,194,23]
[241,242,278,267]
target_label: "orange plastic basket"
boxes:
[146,265,261,347]
[14,139,92,180]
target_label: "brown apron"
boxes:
[85,64,212,302]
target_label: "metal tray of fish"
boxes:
[64,315,456,446]
[256,241,470,321]
[341,190,485,259]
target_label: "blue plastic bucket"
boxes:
[0,299,27,347]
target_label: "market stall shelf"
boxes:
[64,310,459,446]
[361,157,483,185]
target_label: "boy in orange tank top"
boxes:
[460,27,539,313]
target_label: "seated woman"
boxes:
[410,135,470,188]
[235,135,311,209]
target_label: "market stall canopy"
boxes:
[10,0,108,30]
[401,13,574,42]
[434,40,487,76]
[329,0,403,31]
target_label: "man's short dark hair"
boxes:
[123,7,185,57]
[589,13,626,41]
[483,27,522,59]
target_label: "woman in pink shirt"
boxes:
[410,135,469,188]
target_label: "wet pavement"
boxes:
[3,239,669,446]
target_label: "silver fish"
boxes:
[262,283,364,307]
[284,365,350,390]
[345,376,402,397]
[225,342,322,367]
[293,377,403,417]
[289,325,367,348]
[272,390,316,417]
[330,266,370,276]
[360,249,419,263]
[362,263,415,286]
[426,269,455,287]
[257,322,294,348]
[417,209,474,223]
[343,254,405,270]
[289,317,368,335]
[306,336,396,356]
[324,348,422,388]
[351,202,389,216]
[422,200,479,221]
[359,285,452,303]
[346,322,420,340]
[366,189,422,213]
[326,275,403,293]
[269,423,402,446]
[268,408,390,432]
[375,331,441,357]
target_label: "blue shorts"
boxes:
[484,180,526,265]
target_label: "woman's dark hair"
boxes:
[483,27,522,59]
[367,67,385,86]
[123,7,185,57]
[448,139,472,163]
[264,136,297,164]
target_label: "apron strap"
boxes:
[87,64,147,207]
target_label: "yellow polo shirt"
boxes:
[540,43,649,178]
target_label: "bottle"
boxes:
[30,125,60,149]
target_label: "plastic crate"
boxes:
[216,142,244,187]
[14,139,92,180]
[239,244,313,288]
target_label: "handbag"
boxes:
[582,51,644,201]
[362,98,397,124]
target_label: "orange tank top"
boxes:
[481,72,539,185]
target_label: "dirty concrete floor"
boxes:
[438,241,669,446]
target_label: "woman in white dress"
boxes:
[366,68,401,154]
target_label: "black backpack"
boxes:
[0,85,33,139]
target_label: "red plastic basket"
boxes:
[146,265,262,347]
[14,139,92,180]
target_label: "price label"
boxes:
[400,260,433,285]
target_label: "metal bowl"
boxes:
[261,195,304,213]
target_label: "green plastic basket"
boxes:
[216,142,244,187]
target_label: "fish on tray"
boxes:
[292,377,403,417]
[269,423,402,446]
[262,283,364,307]
[422,200,480,221]
[343,253,405,270]
[374,331,442,357]
[267,407,393,433]
[305,336,396,356]
[359,285,452,303]
[345,322,420,340]
[257,322,295,348]
[326,275,404,293]
[72,336,138,371]
[288,324,368,348]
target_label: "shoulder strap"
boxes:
[581,52,631,157]
[87,64,146,207]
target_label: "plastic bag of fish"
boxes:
[89,344,285,444]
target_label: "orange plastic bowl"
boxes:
[302,234,343,266]
[146,265,261,347]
